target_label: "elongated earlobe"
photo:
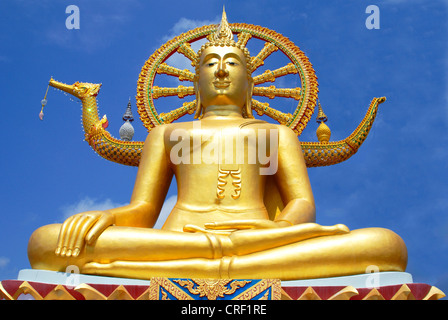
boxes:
[193,83,203,119]
[245,81,254,118]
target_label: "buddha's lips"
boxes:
[213,80,231,88]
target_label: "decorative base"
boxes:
[0,270,445,300]
[150,277,281,300]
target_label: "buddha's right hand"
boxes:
[55,210,115,258]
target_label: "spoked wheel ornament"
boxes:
[136,22,318,136]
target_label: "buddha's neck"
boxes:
[202,105,244,119]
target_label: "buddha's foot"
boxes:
[81,259,223,280]
[323,223,350,234]
[82,262,107,275]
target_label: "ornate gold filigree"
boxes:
[233,279,281,300]
[217,168,241,200]
[173,279,251,300]
[177,42,198,66]
[253,85,301,100]
[250,42,279,72]
[157,63,196,81]
[151,85,195,99]
[253,63,298,85]
[252,99,292,125]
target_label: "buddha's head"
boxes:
[193,10,254,119]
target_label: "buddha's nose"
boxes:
[215,62,229,78]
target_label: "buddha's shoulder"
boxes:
[143,122,192,139]
[144,120,297,138]
[244,121,297,136]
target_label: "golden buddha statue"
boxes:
[28,10,407,281]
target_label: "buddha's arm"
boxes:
[111,125,173,228]
[55,126,173,258]
[273,125,316,225]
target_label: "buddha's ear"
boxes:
[245,79,254,118]
[193,80,203,119]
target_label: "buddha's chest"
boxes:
[165,125,278,168]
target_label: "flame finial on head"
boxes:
[213,7,234,42]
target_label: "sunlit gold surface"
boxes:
[28,10,407,281]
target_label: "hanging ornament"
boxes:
[39,83,50,121]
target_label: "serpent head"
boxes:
[49,78,101,99]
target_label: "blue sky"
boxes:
[0,0,447,297]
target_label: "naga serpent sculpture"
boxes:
[44,22,386,168]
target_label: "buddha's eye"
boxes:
[226,61,237,66]
[207,62,217,67]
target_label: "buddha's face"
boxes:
[197,45,251,111]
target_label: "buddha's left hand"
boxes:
[183,219,290,234]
